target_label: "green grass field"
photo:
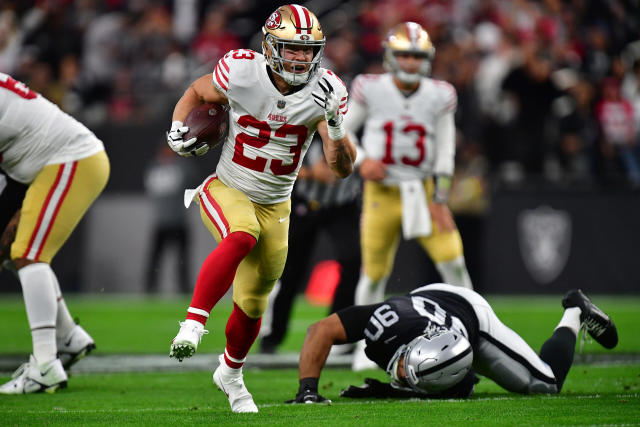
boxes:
[0,294,639,425]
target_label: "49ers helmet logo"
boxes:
[265,11,281,30]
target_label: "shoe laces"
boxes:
[578,323,592,354]
[583,317,607,337]
[178,321,209,342]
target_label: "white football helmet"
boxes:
[383,22,435,84]
[262,4,325,86]
[387,327,473,394]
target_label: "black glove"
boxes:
[340,378,424,399]
[286,378,332,404]
[340,372,477,399]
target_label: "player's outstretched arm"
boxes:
[299,313,348,379]
[287,314,347,404]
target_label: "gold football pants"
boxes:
[360,179,464,281]
[197,175,290,318]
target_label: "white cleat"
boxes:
[0,355,68,394]
[351,340,378,372]
[169,320,209,362]
[213,355,258,413]
[57,325,96,370]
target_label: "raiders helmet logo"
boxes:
[518,206,572,285]
[265,11,281,30]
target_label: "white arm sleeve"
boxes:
[433,111,456,176]
[343,99,368,167]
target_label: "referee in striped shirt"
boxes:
[260,138,362,354]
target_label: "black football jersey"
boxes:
[338,290,479,370]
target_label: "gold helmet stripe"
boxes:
[288,4,313,35]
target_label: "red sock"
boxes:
[186,231,256,325]
[224,303,261,369]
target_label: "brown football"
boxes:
[183,103,230,149]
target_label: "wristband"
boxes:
[433,175,452,204]
[327,122,346,140]
[299,377,319,393]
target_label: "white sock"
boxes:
[18,263,58,364]
[436,256,473,289]
[355,274,388,305]
[555,307,581,336]
[50,270,76,342]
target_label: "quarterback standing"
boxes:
[166,4,356,413]
[0,73,109,394]
[344,22,474,370]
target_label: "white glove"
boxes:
[312,77,345,140]
[166,120,209,157]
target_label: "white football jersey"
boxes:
[0,73,104,184]
[211,49,348,204]
[348,73,456,184]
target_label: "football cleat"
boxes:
[213,355,258,413]
[57,325,96,370]
[562,289,618,349]
[169,320,209,361]
[0,355,67,394]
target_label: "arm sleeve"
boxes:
[336,304,379,343]
[432,110,456,176]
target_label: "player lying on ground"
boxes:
[288,283,618,402]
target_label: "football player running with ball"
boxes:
[0,73,109,394]
[166,4,356,413]
[288,284,618,403]
[344,22,474,370]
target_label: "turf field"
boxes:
[0,294,639,425]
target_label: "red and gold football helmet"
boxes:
[262,4,325,86]
[383,22,435,84]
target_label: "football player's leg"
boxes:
[228,199,290,366]
[213,200,290,413]
[261,204,318,353]
[420,228,473,289]
[4,152,108,392]
[473,304,558,394]
[171,178,258,361]
[356,181,402,305]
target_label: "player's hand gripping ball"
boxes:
[180,103,230,157]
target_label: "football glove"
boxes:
[312,77,345,140]
[340,378,423,399]
[166,120,208,157]
[285,389,332,405]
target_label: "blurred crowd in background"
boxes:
[1,0,640,215]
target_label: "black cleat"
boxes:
[562,289,618,349]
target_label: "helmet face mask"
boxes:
[262,5,325,86]
[383,22,435,84]
[387,327,473,394]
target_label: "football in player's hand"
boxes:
[183,103,230,150]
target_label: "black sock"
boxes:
[539,327,576,393]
